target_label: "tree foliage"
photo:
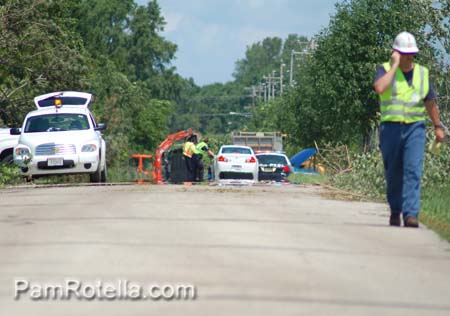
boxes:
[233,35,310,86]
[169,80,252,135]
[0,0,88,125]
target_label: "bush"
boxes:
[331,149,386,200]
[0,163,23,186]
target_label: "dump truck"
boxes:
[231,131,283,152]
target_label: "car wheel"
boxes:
[100,162,107,183]
[89,165,101,183]
[90,151,107,183]
[1,151,14,164]
[90,159,102,183]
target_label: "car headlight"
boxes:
[14,146,32,165]
[81,144,97,152]
[15,147,31,156]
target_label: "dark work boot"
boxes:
[404,216,419,228]
[389,213,401,226]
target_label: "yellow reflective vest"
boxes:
[196,141,208,159]
[379,62,429,123]
[183,141,195,158]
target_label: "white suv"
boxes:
[12,91,107,182]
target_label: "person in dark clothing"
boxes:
[182,136,196,182]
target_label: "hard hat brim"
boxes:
[393,47,419,54]
[392,45,419,54]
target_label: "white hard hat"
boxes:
[392,31,419,54]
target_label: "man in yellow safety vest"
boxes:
[373,31,445,228]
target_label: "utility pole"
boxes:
[251,85,256,110]
[264,82,267,102]
[289,49,295,87]
[289,49,311,87]
[289,40,316,87]
[272,70,275,100]
[257,84,263,102]
[280,63,285,96]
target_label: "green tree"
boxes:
[76,0,133,67]
[0,0,88,125]
[233,37,283,86]
[126,1,177,82]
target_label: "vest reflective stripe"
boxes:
[380,100,425,108]
[379,62,429,123]
[183,142,194,158]
[419,66,425,97]
[380,105,426,114]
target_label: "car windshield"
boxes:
[24,114,89,133]
[221,147,252,154]
[257,155,288,165]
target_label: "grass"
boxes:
[0,162,145,186]
[288,172,329,185]
[420,183,450,242]
[107,164,145,183]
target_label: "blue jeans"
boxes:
[379,121,426,219]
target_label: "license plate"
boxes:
[47,157,64,166]
[231,165,242,170]
[262,167,276,172]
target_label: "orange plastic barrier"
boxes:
[132,154,153,184]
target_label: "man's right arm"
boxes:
[373,51,400,95]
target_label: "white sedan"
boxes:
[213,145,259,182]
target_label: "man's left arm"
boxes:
[425,99,446,142]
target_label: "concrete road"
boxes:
[1,184,450,315]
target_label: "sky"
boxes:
[137,0,338,86]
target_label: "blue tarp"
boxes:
[290,148,317,167]
[292,167,320,175]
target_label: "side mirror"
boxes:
[10,128,21,135]
[95,123,106,131]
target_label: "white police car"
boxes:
[213,145,259,183]
[12,91,107,182]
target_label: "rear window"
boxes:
[256,155,288,165]
[221,147,252,155]
[25,114,90,133]
[37,97,88,108]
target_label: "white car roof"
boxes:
[33,91,93,110]
[219,145,255,155]
[220,145,253,149]
[256,152,287,157]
